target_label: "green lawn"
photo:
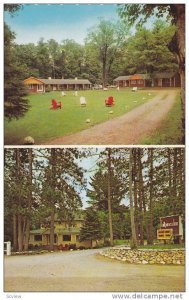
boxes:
[138,243,185,250]
[140,94,183,145]
[114,240,184,249]
[4,89,156,145]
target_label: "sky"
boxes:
[4,3,119,45]
[76,150,101,208]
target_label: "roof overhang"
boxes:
[23,77,45,85]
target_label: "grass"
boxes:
[114,239,129,246]
[4,88,156,145]
[138,243,185,250]
[114,240,185,250]
[140,93,183,145]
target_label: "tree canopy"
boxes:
[5,4,182,87]
[4,147,185,249]
[4,5,29,120]
[118,3,185,142]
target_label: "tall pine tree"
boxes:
[4,6,29,120]
[79,207,103,248]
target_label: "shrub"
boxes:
[92,244,103,249]
[45,87,51,93]
[103,240,111,247]
[78,246,86,250]
[68,244,76,250]
[28,244,34,250]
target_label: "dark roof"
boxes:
[30,227,81,235]
[114,72,177,81]
[114,74,150,81]
[30,229,47,234]
[152,72,176,79]
[132,74,150,80]
[114,76,131,81]
[42,228,80,235]
[56,228,80,234]
[39,78,92,85]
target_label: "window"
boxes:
[131,80,136,84]
[158,79,162,86]
[162,78,171,86]
[37,84,43,91]
[34,234,42,241]
[28,84,33,89]
[137,80,143,84]
[63,235,71,241]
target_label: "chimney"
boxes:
[75,77,77,80]
[48,77,51,80]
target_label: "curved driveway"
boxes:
[4,248,185,292]
[45,90,178,145]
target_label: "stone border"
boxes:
[100,247,185,265]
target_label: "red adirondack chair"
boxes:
[105,96,114,107]
[51,99,62,109]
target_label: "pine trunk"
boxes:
[12,214,18,251]
[16,149,23,252]
[102,60,107,88]
[173,4,185,143]
[107,148,114,246]
[23,218,30,251]
[129,149,137,249]
[23,149,33,251]
[138,149,144,246]
[17,214,23,252]
[172,148,178,214]
[138,150,149,243]
[102,45,108,88]
[178,148,185,214]
[49,148,56,251]
[148,148,154,245]
[167,148,172,204]
[133,150,139,241]
[49,209,55,251]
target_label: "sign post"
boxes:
[158,215,183,244]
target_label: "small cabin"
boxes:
[23,77,92,93]
[113,72,181,88]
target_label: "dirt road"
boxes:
[45,90,177,145]
[4,248,185,292]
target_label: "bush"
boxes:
[58,244,64,250]
[78,246,86,250]
[92,244,103,249]
[103,240,111,247]
[68,244,76,250]
[45,87,51,93]
[28,244,34,250]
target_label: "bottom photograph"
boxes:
[4,147,185,292]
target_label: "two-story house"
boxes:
[29,212,92,249]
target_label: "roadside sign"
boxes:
[160,215,183,237]
[157,229,173,240]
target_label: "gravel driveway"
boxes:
[44,90,178,145]
[4,248,185,292]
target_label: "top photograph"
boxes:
[4,3,185,146]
